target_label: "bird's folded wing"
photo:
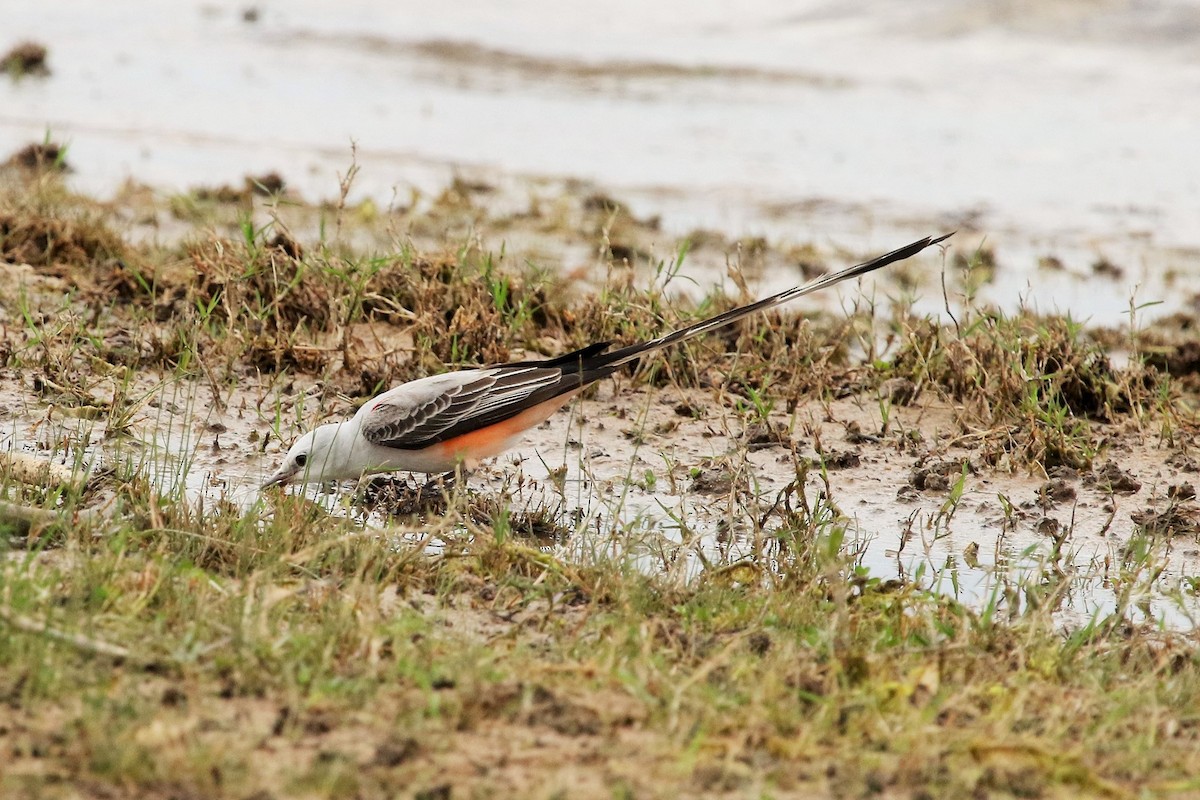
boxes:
[360,367,565,449]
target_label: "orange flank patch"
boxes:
[430,391,579,465]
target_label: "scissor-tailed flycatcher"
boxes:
[262,233,951,488]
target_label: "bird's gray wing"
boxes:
[359,366,566,449]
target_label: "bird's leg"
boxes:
[420,470,448,494]
[453,465,476,493]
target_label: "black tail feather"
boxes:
[506,340,613,369]
[580,232,953,373]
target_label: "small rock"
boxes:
[844,421,882,444]
[1131,504,1200,538]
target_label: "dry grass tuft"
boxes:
[188,233,335,330]
[0,199,126,276]
[889,312,1159,469]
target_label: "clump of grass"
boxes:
[1132,311,1200,392]
[185,227,337,373]
[887,310,1157,469]
[0,169,129,278]
[181,226,565,379]
[0,177,170,393]
[169,173,288,222]
[1,41,49,78]
[3,141,69,173]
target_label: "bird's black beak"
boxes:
[261,470,293,489]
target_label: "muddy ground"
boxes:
[4,152,1200,798]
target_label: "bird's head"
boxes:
[261,423,351,488]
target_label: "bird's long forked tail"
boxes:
[594,232,954,370]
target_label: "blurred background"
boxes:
[3,0,1199,322]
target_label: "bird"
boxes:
[261,233,952,488]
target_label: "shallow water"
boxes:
[2,362,1194,628]
[499,392,1200,630]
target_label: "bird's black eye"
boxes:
[295,453,308,467]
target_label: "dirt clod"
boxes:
[1036,517,1061,536]
[247,171,285,196]
[910,459,972,492]
[815,449,861,470]
[1169,482,1197,501]
[744,421,791,450]
[1,41,49,77]
[1038,479,1076,505]
[1092,257,1124,279]
[844,421,881,444]
[371,735,419,767]
[691,462,735,495]
[1048,465,1080,481]
[529,686,602,736]
[414,785,452,800]
[359,475,452,517]
[4,142,69,172]
[193,184,246,203]
[1168,451,1199,473]
[880,376,918,405]
[1093,461,1142,494]
[1132,503,1200,538]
